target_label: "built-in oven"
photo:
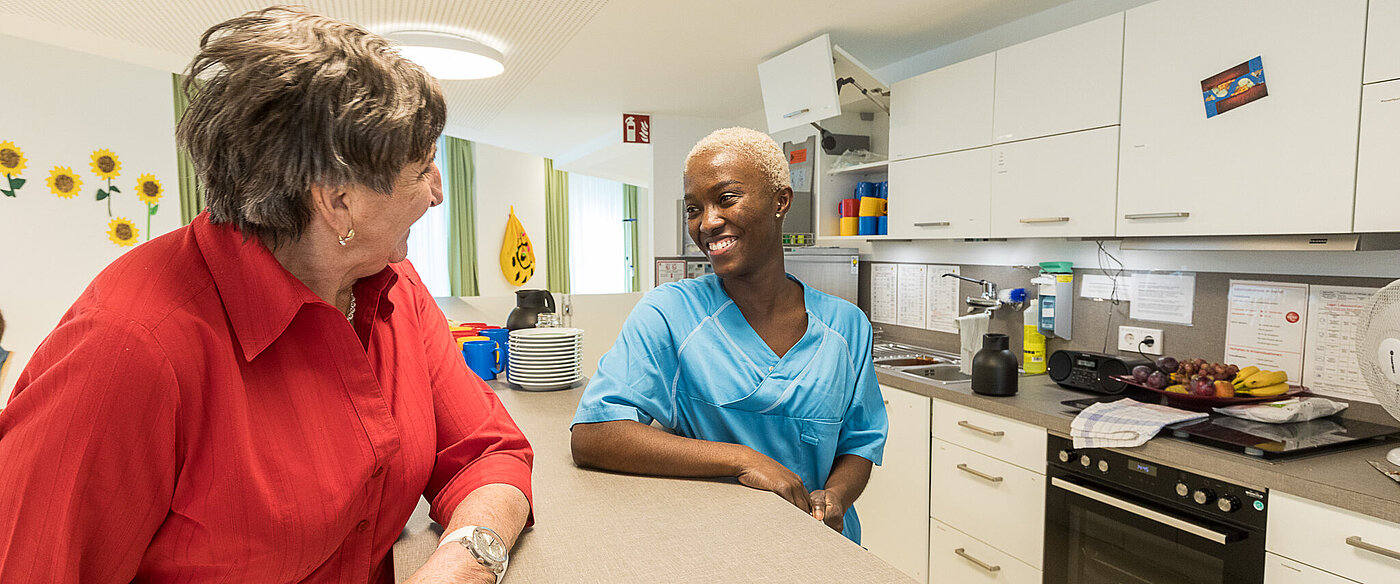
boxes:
[1044,435,1267,584]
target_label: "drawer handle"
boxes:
[1346,536,1400,562]
[914,221,951,227]
[957,463,1004,483]
[957,420,1005,437]
[1019,216,1070,224]
[782,108,810,119]
[1124,212,1190,220]
[953,548,1001,572]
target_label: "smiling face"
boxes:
[683,150,792,279]
[348,154,443,270]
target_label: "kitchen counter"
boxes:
[876,370,1400,525]
[393,379,916,583]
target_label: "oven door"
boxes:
[1044,474,1264,584]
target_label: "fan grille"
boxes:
[1356,280,1400,423]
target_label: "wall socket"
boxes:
[1118,326,1164,355]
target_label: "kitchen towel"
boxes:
[955,312,991,375]
[1070,399,1208,449]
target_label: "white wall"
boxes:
[0,34,181,402]
[473,142,550,296]
[648,114,742,258]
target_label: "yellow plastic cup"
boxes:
[840,216,860,236]
[858,196,886,216]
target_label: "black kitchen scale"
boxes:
[1061,396,1400,459]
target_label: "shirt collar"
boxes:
[192,213,398,361]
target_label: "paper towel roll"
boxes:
[956,312,991,375]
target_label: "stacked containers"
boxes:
[856,181,889,235]
[838,198,860,236]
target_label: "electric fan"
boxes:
[1355,279,1400,466]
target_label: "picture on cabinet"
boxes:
[1202,56,1268,118]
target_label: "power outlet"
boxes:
[1119,326,1164,355]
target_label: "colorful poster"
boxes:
[1202,56,1268,118]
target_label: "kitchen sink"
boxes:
[874,356,950,367]
[901,364,973,384]
[872,342,959,369]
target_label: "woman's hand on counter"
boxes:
[735,450,811,513]
[807,489,846,532]
[401,544,498,584]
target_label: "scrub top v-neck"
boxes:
[573,274,888,543]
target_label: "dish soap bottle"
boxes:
[1023,298,1046,375]
[972,333,1019,396]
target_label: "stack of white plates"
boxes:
[507,327,584,391]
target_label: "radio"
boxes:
[1047,350,1152,394]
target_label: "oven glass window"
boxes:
[1065,502,1225,584]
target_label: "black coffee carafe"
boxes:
[972,333,1019,396]
[506,289,556,330]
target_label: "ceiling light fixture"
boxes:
[385,31,504,80]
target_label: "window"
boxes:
[405,138,451,297]
[567,173,627,294]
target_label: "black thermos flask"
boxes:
[972,333,1019,396]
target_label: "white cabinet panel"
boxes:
[993,12,1124,143]
[1366,0,1400,84]
[931,400,1046,473]
[1117,0,1365,237]
[887,149,992,239]
[1354,79,1400,232]
[758,35,840,134]
[930,440,1045,569]
[889,53,996,160]
[1267,491,1400,583]
[860,386,931,584]
[1265,553,1359,584]
[989,127,1119,239]
[928,519,1042,584]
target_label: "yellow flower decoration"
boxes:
[107,217,139,247]
[135,173,162,204]
[0,141,26,175]
[89,148,121,179]
[47,166,83,198]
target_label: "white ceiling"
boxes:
[1,0,1073,186]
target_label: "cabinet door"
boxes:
[928,519,1042,584]
[888,149,991,239]
[859,386,931,583]
[930,440,1045,569]
[1267,491,1400,583]
[758,35,840,134]
[1366,0,1400,84]
[993,12,1124,143]
[1116,0,1366,237]
[889,53,995,160]
[1354,79,1400,232]
[1264,554,1359,584]
[989,127,1119,239]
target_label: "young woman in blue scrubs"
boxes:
[570,127,888,543]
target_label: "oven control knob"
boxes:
[1079,455,1093,468]
[1193,488,1216,506]
[1058,450,1074,463]
[1217,495,1240,513]
[1175,482,1190,497]
[1097,460,1110,473]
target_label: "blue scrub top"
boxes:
[572,274,888,543]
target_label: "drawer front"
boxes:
[931,439,1045,569]
[1264,553,1359,584]
[932,399,1046,472]
[1267,491,1400,583]
[929,518,1041,584]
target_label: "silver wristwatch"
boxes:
[442,525,509,583]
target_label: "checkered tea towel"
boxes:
[1070,399,1209,449]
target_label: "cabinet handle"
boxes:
[1346,536,1400,562]
[957,463,1004,483]
[953,548,1001,572]
[1019,216,1070,224]
[782,108,810,119]
[957,420,1005,437]
[914,221,951,227]
[1124,212,1190,220]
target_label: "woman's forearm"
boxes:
[570,419,751,477]
[404,484,530,584]
[822,454,873,504]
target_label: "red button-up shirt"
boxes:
[0,213,533,582]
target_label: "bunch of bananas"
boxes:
[1232,367,1290,396]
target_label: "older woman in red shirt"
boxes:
[0,7,530,583]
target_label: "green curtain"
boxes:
[623,184,640,292]
[445,137,480,296]
[172,74,203,225]
[544,159,570,294]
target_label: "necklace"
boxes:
[346,293,357,322]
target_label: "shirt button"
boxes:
[356,520,370,532]
[371,466,384,478]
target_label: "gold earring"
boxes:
[338,228,355,246]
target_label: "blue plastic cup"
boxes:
[877,181,889,199]
[480,328,511,375]
[877,215,888,235]
[855,181,876,198]
[859,216,879,235]
[463,339,503,381]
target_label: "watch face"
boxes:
[472,528,508,564]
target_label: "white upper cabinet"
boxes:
[989,127,1120,239]
[889,53,996,160]
[1366,0,1400,84]
[1116,0,1366,237]
[758,35,841,134]
[887,148,992,239]
[992,13,1125,143]
[1353,79,1400,232]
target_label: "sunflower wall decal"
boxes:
[0,140,26,197]
[135,173,162,241]
[46,166,83,199]
[107,217,139,247]
[90,148,122,216]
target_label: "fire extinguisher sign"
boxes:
[623,114,650,144]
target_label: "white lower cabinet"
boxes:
[860,386,931,583]
[1267,491,1400,583]
[929,518,1042,584]
[1265,553,1359,583]
[930,439,1045,570]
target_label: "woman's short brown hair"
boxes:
[177,5,447,247]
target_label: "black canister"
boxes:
[972,333,1019,396]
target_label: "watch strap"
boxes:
[438,525,507,583]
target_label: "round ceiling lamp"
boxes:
[386,31,504,80]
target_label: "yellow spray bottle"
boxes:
[1023,298,1047,375]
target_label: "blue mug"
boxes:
[463,339,503,381]
[480,328,511,375]
[855,181,876,198]
[876,181,889,199]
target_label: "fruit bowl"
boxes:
[1109,375,1309,411]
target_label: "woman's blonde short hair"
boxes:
[685,127,791,192]
[177,6,446,247]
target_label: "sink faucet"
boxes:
[942,273,1003,315]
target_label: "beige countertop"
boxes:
[393,379,916,583]
[876,370,1400,525]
